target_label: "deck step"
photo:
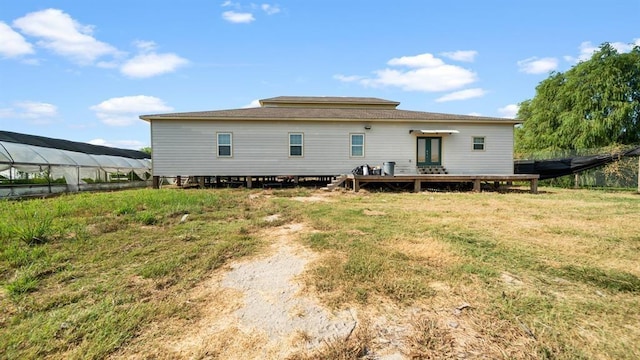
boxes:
[417,166,448,174]
[325,175,347,190]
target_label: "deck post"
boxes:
[152,176,160,189]
[176,176,181,186]
[199,176,205,188]
[414,179,421,193]
[473,179,481,192]
[353,178,360,192]
[531,178,538,194]
[246,176,252,188]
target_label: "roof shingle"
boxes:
[139,96,519,124]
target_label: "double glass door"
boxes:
[417,137,441,166]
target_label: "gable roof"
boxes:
[140,96,520,124]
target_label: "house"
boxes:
[140,96,528,190]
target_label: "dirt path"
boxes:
[217,223,357,356]
[116,222,368,359]
[114,209,499,359]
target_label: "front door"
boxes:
[417,137,441,166]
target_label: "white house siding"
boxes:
[151,120,515,177]
[440,124,515,174]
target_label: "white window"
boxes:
[472,136,485,151]
[350,133,365,157]
[217,133,232,157]
[289,133,303,157]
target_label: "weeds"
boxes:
[6,271,39,296]
[11,208,56,245]
[406,317,455,358]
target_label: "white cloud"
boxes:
[574,41,599,62]
[467,112,482,116]
[435,88,486,102]
[517,57,558,74]
[13,8,120,65]
[440,50,478,62]
[610,40,640,53]
[342,53,477,92]
[0,22,34,57]
[0,101,58,124]
[120,52,189,78]
[566,39,640,63]
[220,2,281,23]
[88,138,147,150]
[133,40,157,53]
[243,99,261,108]
[90,95,172,126]
[498,104,519,119]
[261,4,281,15]
[387,53,444,68]
[16,101,58,118]
[222,11,255,23]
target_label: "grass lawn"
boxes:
[1,187,639,359]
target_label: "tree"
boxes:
[516,43,640,153]
[139,146,152,155]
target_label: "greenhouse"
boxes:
[0,131,151,198]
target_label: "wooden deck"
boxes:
[346,174,540,193]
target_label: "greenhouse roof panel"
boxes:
[1,141,48,165]
[0,143,13,163]
[90,154,120,169]
[30,145,78,166]
[61,149,101,167]
[102,155,137,168]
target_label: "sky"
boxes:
[1,1,639,150]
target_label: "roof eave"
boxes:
[139,116,520,124]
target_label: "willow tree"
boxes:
[516,43,640,153]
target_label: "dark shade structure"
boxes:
[515,146,640,180]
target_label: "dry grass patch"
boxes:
[286,318,374,360]
[295,188,640,359]
[391,237,461,269]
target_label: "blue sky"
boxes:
[1,1,639,150]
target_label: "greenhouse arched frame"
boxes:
[0,131,151,198]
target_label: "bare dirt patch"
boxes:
[117,223,358,359]
[113,220,524,359]
[291,196,332,203]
